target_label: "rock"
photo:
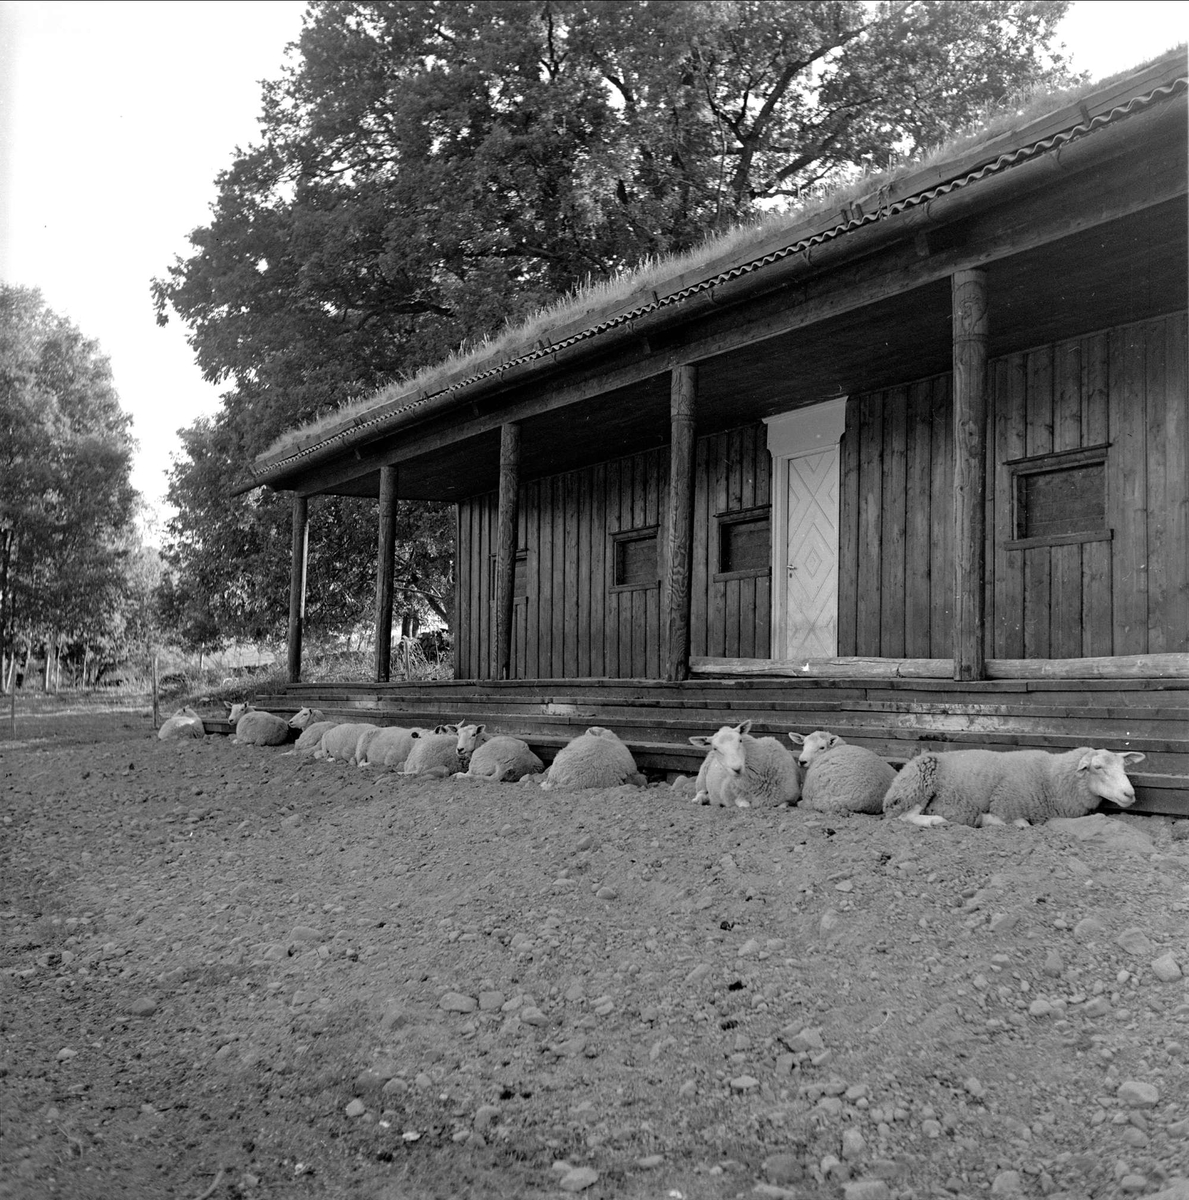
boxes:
[685,963,712,984]
[288,925,324,944]
[1136,1183,1189,1200]
[127,996,157,1017]
[1116,1080,1159,1108]
[478,990,505,1011]
[636,1154,663,1168]
[1073,917,1107,940]
[344,1098,366,1118]
[843,1182,892,1200]
[520,1006,548,1026]
[730,1075,760,1092]
[989,912,1019,935]
[439,991,478,1013]
[738,938,762,957]
[1150,953,1182,982]
[1029,999,1054,1018]
[595,887,618,901]
[841,1128,867,1158]
[762,1154,805,1184]
[991,1170,1023,1195]
[1048,815,1155,856]
[1043,950,1064,977]
[473,1104,500,1132]
[1082,997,1112,1018]
[1116,928,1156,957]
[558,1166,599,1192]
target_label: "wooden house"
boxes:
[247,52,1189,815]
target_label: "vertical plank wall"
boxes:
[839,311,1187,659]
[456,427,772,678]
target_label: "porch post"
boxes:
[665,363,697,681]
[494,422,521,680]
[952,268,988,681]
[374,464,398,682]
[287,493,309,684]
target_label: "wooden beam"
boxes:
[494,423,521,680]
[287,493,309,683]
[690,652,1189,680]
[665,365,697,681]
[952,269,989,681]
[374,465,398,682]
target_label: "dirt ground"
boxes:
[2,703,1188,1200]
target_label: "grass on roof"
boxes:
[260,45,1185,466]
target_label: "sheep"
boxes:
[293,721,338,755]
[881,746,1147,828]
[318,722,380,764]
[288,707,325,729]
[232,707,291,746]
[796,741,897,816]
[402,725,463,778]
[540,726,646,790]
[356,725,426,769]
[462,735,545,782]
[158,706,205,740]
[687,721,802,809]
[787,729,844,767]
[455,722,490,768]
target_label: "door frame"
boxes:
[764,398,848,659]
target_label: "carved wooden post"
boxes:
[665,364,697,681]
[952,269,988,681]
[494,422,521,681]
[374,465,398,682]
[287,493,309,684]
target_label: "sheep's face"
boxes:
[456,724,486,757]
[690,722,752,777]
[227,702,253,723]
[790,730,841,768]
[1078,749,1145,807]
[288,707,318,729]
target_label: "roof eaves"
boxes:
[246,54,1188,492]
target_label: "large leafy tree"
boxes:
[0,286,141,687]
[155,0,1073,644]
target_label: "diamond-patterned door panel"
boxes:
[783,448,839,659]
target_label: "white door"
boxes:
[782,448,840,658]
[765,399,847,661]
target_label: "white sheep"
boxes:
[794,739,896,816]
[288,707,325,729]
[462,735,544,782]
[158,706,205,740]
[293,721,338,755]
[356,725,426,769]
[402,725,463,777]
[881,746,1146,828]
[233,707,291,746]
[540,726,645,790]
[687,721,801,808]
[787,729,844,766]
[318,722,380,764]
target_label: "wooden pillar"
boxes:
[494,422,521,680]
[952,268,988,681]
[287,493,309,684]
[665,364,697,681]
[374,465,398,682]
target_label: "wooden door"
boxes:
[782,447,840,658]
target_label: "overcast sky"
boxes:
[1,0,1186,535]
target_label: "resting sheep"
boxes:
[293,720,338,755]
[881,746,1146,828]
[158,706,205,741]
[462,735,544,782]
[357,726,426,769]
[540,727,645,790]
[225,702,290,747]
[402,725,463,778]
[455,723,490,768]
[319,722,380,764]
[789,732,896,816]
[688,721,802,808]
[288,707,325,729]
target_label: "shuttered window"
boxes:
[716,506,771,578]
[1006,445,1110,549]
[611,528,659,590]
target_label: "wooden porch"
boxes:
[256,667,1189,817]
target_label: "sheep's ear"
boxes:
[411,730,423,739]
[689,736,712,748]
[475,724,486,736]
[1122,751,1146,767]
[787,732,805,746]
[223,701,232,712]
[737,720,753,736]
[1076,752,1095,771]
